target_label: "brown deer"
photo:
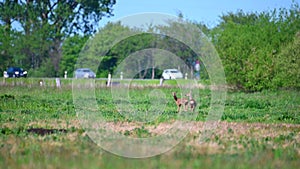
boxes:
[186,91,197,112]
[172,92,188,112]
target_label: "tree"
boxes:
[76,22,137,77]
[60,35,89,77]
[107,33,161,79]
[0,0,116,76]
[0,25,13,73]
[82,19,210,79]
[157,19,213,80]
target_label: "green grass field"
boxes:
[0,79,299,169]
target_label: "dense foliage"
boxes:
[211,3,300,91]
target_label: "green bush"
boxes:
[213,4,300,91]
[273,32,300,89]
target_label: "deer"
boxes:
[186,91,197,112]
[172,92,189,113]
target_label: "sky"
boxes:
[99,0,296,28]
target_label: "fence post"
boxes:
[2,71,5,85]
[185,73,188,80]
[39,79,43,87]
[120,72,123,80]
[64,71,67,79]
[159,78,164,86]
[107,73,111,87]
[55,78,61,88]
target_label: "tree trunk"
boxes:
[151,66,155,79]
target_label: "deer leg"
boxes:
[191,105,195,112]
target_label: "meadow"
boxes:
[0,78,299,169]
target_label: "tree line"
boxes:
[0,1,299,91]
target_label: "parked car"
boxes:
[4,67,27,78]
[74,68,96,78]
[162,69,183,79]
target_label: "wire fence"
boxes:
[0,77,206,89]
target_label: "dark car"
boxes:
[4,67,28,78]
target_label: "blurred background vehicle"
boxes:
[4,67,27,78]
[74,68,96,78]
[162,69,183,79]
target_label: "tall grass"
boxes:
[0,84,299,169]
